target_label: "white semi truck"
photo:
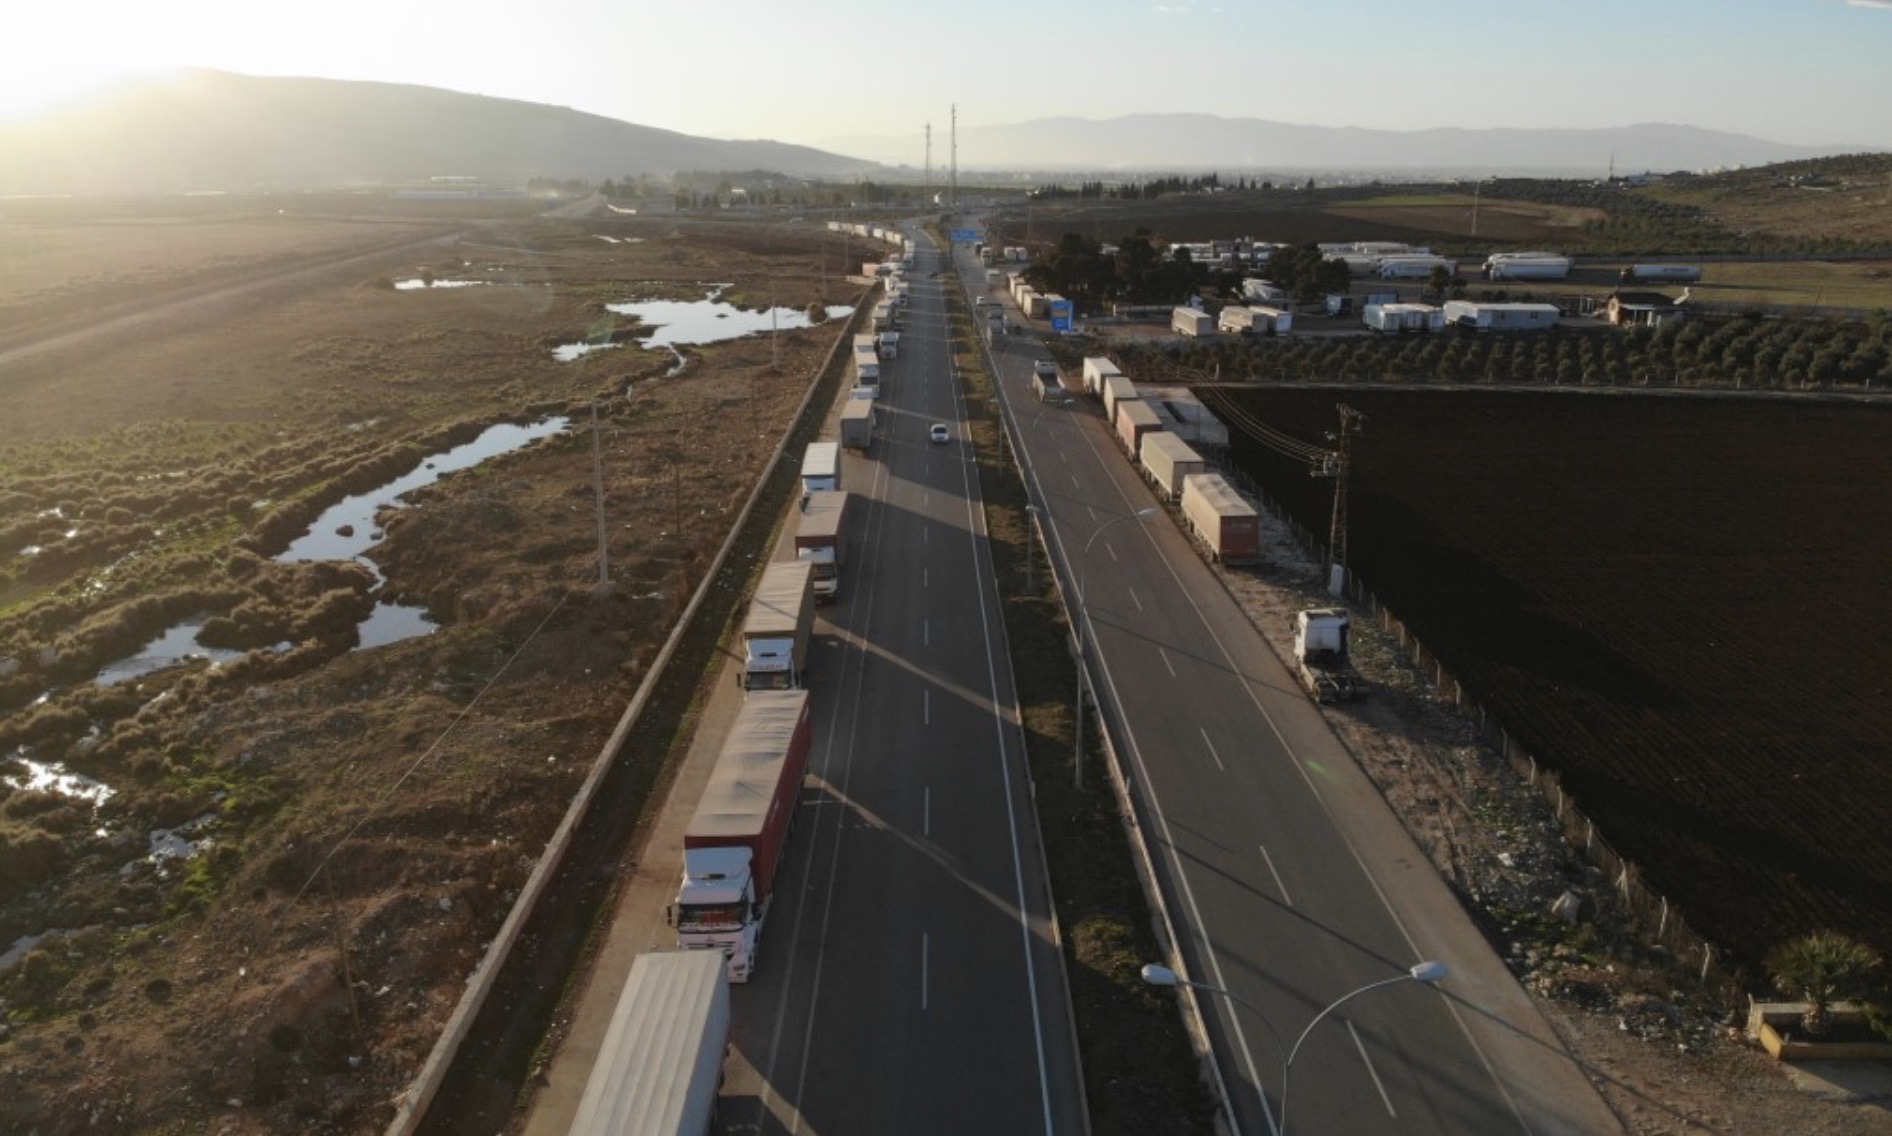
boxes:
[676,689,812,982]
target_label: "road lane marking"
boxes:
[1071,473,1081,490]
[1349,1020,1398,1117]
[1129,586,1143,612]
[1257,844,1293,906]
[924,688,931,725]
[1200,727,1226,771]
[1105,541,1119,562]
[923,567,929,588]
[921,933,930,1012]
[924,786,931,837]
[1158,647,1177,677]
[923,619,930,647]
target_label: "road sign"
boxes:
[1050,299,1074,332]
[950,229,978,242]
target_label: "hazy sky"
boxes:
[8,0,1892,157]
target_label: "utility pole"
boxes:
[1315,404,1365,596]
[950,103,958,211]
[925,121,933,207]
[590,399,609,590]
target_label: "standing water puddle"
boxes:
[90,418,570,685]
[554,286,851,360]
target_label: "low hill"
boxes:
[0,69,880,196]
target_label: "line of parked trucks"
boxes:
[572,229,916,1136]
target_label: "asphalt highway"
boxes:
[965,236,1624,1136]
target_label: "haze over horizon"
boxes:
[9,0,1892,162]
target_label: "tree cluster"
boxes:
[1020,230,1210,307]
[1258,244,1354,304]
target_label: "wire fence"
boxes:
[1216,461,1727,989]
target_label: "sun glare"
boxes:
[0,63,139,121]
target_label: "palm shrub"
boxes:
[1764,931,1885,1037]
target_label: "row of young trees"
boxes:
[1118,312,1892,390]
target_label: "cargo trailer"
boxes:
[840,400,875,450]
[1115,399,1163,457]
[794,491,849,602]
[1180,473,1259,563]
[1140,431,1206,501]
[1101,374,1139,425]
[567,951,730,1136]
[676,689,811,981]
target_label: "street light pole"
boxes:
[1074,506,1157,790]
[1143,960,1448,1136]
[1278,960,1448,1136]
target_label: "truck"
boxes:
[1217,305,1263,335]
[985,268,1005,287]
[567,950,730,1136]
[741,560,814,691]
[1082,356,1124,396]
[840,399,875,450]
[795,491,849,603]
[1171,307,1214,337]
[1140,431,1206,501]
[1375,255,1457,280]
[1115,399,1162,457]
[878,331,899,359]
[1325,290,1398,318]
[799,441,839,494]
[1623,263,1703,283]
[1293,607,1361,702]
[676,689,812,982]
[1180,473,1259,563]
[1101,373,1139,425]
[1484,254,1572,281]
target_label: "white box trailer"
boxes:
[1484,255,1571,280]
[567,951,730,1136]
[795,490,849,602]
[1140,431,1206,501]
[800,442,840,493]
[986,269,1006,287]
[1171,307,1214,336]
[1101,373,1139,425]
[1180,473,1260,563]
[877,332,899,358]
[1082,357,1124,396]
[742,560,814,691]
[1242,278,1289,304]
[1218,305,1262,334]
[1376,255,1457,279]
[1443,300,1561,331]
[1364,302,1445,332]
[1115,399,1163,456]
[840,399,875,449]
[1250,305,1292,334]
[1021,292,1049,318]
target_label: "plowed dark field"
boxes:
[1218,387,1892,977]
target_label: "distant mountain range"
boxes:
[3,71,1875,197]
[823,114,1868,178]
[0,69,877,196]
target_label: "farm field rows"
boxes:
[1219,387,1892,978]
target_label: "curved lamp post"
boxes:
[1073,506,1157,789]
[1142,959,1448,1136]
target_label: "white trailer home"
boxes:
[1443,300,1561,331]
